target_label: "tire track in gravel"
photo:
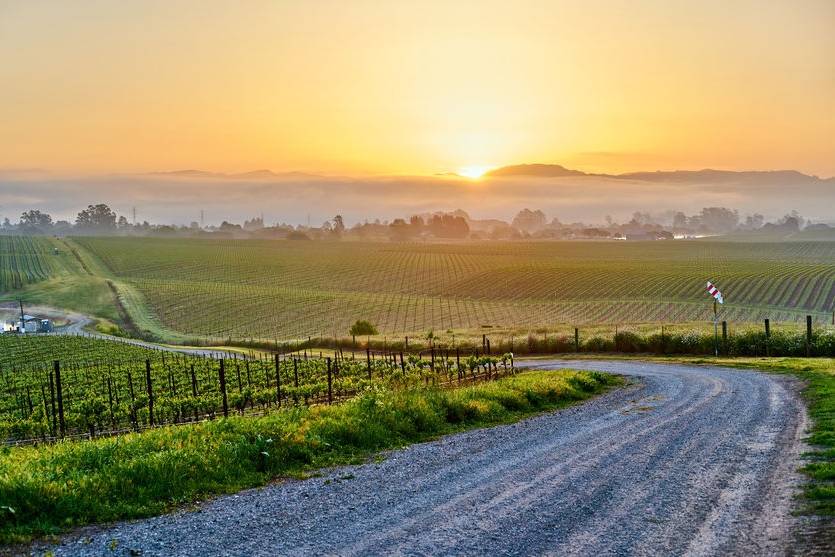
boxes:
[42,360,809,557]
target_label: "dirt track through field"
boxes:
[43,361,810,556]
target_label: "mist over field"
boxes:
[1,169,833,226]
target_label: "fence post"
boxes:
[145,359,154,426]
[400,352,406,377]
[659,325,665,354]
[54,360,65,437]
[486,338,491,355]
[806,315,813,357]
[106,376,115,427]
[127,370,137,429]
[219,359,229,417]
[274,353,282,406]
[722,321,728,354]
[190,364,198,397]
[293,357,300,388]
[764,319,771,357]
[366,347,372,380]
[48,368,57,437]
[327,357,333,404]
[574,328,579,352]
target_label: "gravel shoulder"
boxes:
[38,360,809,556]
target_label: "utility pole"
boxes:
[19,300,24,334]
[200,210,205,227]
[132,206,137,225]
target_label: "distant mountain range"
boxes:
[149,164,833,185]
[151,169,323,180]
[485,164,588,178]
[485,164,832,184]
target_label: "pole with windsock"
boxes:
[706,281,724,356]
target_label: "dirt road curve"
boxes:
[44,361,809,556]
[57,315,234,359]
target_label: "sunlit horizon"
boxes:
[0,1,833,178]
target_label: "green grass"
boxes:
[0,369,620,543]
[0,236,121,325]
[68,237,834,343]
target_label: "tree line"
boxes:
[2,204,828,241]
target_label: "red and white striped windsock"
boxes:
[706,281,724,304]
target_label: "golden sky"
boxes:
[1,0,833,177]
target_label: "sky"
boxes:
[1,0,833,178]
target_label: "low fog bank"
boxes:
[0,172,832,227]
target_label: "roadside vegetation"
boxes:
[0,334,523,442]
[0,369,620,543]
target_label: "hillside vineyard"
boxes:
[51,237,833,340]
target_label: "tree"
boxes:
[778,212,802,231]
[243,216,264,231]
[743,213,764,230]
[349,320,378,337]
[511,209,546,233]
[629,211,653,226]
[388,218,414,241]
[19,210,53,233]
[219,221,242,232]
[332,215,345,234]
[698,207,739,233]
[76,204,117,230]
[427,214,469,238]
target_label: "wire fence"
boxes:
[0,346,514,444]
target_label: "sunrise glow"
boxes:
[457,166,493,179]
[0,2,832,177]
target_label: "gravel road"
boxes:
[42,360,809,556]
[57,315,235,359]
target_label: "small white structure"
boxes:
[6,314,53,334]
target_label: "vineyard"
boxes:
[0,335,513,443]
[0,236,56,291]
[72,237,835,342]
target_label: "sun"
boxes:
[457,165,493,179]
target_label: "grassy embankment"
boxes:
[0,369,620,543]
[1,236,187,342]
[57,238,193,342]
[9,237,119,326]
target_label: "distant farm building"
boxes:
[2,315,52,334]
